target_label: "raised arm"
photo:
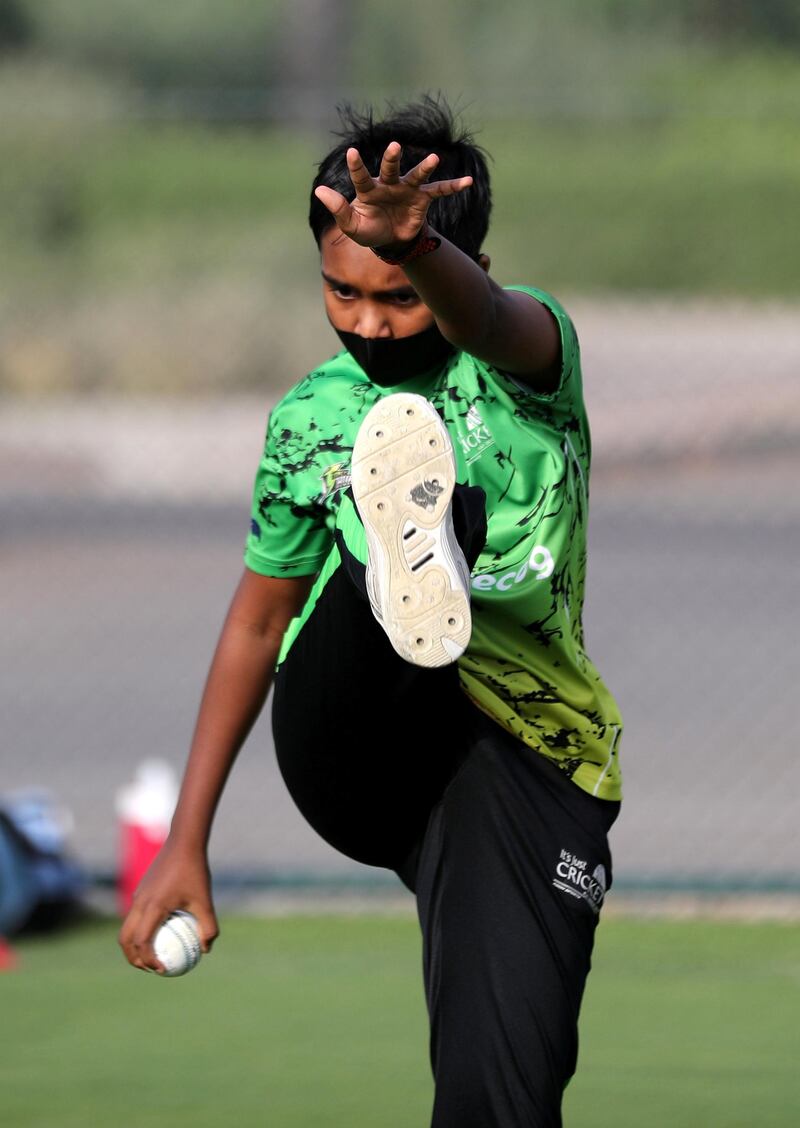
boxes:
[314,142,561,389]
[118,568,313,972]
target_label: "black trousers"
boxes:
[272,510,619,1127]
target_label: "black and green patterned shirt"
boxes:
[245,287,622,800]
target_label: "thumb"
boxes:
[314,186,357,234]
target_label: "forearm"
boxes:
[118,614,279,969]
[165,569,312,854]
[403,228,559,378]
[402,229,499,350]
[166,618,281,852]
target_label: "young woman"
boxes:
[120,97,623,1127]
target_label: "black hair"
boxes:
[309,94,492,260]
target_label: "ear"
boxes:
[477,253,491,274]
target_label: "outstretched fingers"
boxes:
[403,152,440,187]
[422,174,474,198]
[346,146,377,195]
[402,154,473,197]
[379,141,402,184]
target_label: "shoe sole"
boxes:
[351,393,472,667]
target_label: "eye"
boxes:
[391,292,420,307]
[330,284,356,300]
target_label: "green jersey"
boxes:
[245,287,622,800]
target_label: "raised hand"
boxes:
[314,141,473,249]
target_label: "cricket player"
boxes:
[120,96,623,1127]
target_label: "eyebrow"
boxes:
[321,271,418,299]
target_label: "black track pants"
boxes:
[415,729,618,1127]
[271,490,619,1127]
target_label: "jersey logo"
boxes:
[552,850,606,915]
[457,402,495,464]
[471,544,555,592]
[410,479,444,511]
[319,461,351,500]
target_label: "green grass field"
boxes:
[3,914,799,1127]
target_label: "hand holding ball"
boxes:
[153,911,202,977]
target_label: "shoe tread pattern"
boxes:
[351,394,472,667]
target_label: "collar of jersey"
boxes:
[337,349,455,398]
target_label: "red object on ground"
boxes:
[117,821,166,916]
[0,937,19,971]
[115,760,177,917]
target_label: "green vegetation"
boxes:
[2,107,798,298]
[1,2,797,392]
[1,99,795,394]
[3,0,282,87]
[3,915,799,1127]
[7,0,800,92]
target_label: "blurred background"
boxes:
[2,0,799,907]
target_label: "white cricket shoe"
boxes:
[351,393,472,667]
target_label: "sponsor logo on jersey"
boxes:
[471,544,555,592]
[319,461,351,500]
[552,849,606,914]
[457,402,495,464]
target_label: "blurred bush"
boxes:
[1,0,798,394]
[6,1,800,115]
[25,0,282,92]
[601,0,800,47]
[0,0,33,51]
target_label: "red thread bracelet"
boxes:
[372,225,442,266]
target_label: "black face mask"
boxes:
[334,325,456,387]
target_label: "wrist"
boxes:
[373,223,442,266]
[165,816,212,854]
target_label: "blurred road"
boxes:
[3,481,798,886]
[2,298,799,504]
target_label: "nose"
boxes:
[354,303,393,339]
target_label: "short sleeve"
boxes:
[244,409,334,578]
[503,286,581,405]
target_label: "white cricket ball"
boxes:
[152,910,202,977]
